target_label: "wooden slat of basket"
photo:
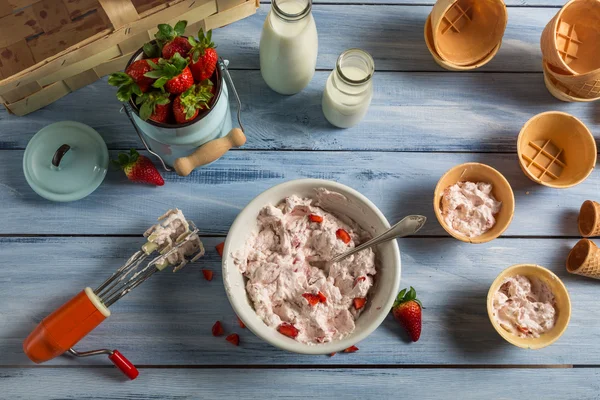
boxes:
[97,0,139,29]
[117,30,152,54]
[200,0,255,31]
[216,0,245,12]
[27,10,109,62]
[93,51,132,76]
[9,0,43,10]
[0,8,43,48]
[0,40,36,78]
[38,44,120,86]
[32,0,70,32]
[131,0,163,14]
[0,2,13,18]
[62,0,101,19]
[4,80,69,115]
[63,67,99,91]
[0,80,42,103]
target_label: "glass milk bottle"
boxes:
[259,0,318,95]
[322,49,374,128]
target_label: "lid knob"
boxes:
[52,144,71,168]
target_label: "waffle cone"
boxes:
[578,200,600,237]
[540,0,600,75]
[567,239,600,279]
[544,61,600,100]
[542,62,598,102]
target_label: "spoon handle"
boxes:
[330,215,427,264]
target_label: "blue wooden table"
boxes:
[3,1,600,398]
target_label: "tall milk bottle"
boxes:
[259,0,318,95]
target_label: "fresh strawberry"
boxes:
[343,345,359,353]
[391,287,422,342]
[336,228,351,244]
[302,293,320,306]
[108,58,159,100]
[353,297,366,310]
[172,81,214,123]
[153,20,189,58]
[309,214,323,223]
[112,149,164,186]
[134,91,171,123]
[188,29,218,81]
[278,322,299,338]
[212,320,224,336]
[216,242,225,257]
[163,37,192,60]
[144,53,193,95]
[237,316,246,329]
[202,269,213,281]
[317,291,327,303]
[226,333,240,346]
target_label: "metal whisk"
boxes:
[23,209,205,380]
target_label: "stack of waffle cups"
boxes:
[541,0,600,102]
[425,0,507,71]
[567,201,600,279]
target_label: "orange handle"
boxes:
[23,288,109,363]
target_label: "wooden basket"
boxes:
[0,0,258,116]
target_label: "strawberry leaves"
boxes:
[393,286,422,309]
[154,20,187,53]
[112,149,139,170]
[108,72,142,102]
[178,81,213,119]
[188,29,215,63]
[144,53,188,89]
[135,91,170,121]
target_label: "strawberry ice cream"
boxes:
[441,181,502,237]
[234,189,377,344]
[492,275,557,338]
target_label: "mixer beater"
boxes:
[23,209,204,379]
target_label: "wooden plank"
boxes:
[212,5,552,72]
[0,39,36,78]
[97,0,140,29]
[32,0,70,32]
[61,0,100,19]
[0,71,597,152]
[2,368,600,397]
[0,8,42,48]
[3,80,69,115]
[1,236,598,366]
[0,150,598,237]
[0,79,41,103]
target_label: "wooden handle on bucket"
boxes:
[174,128,246,177]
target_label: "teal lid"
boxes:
[23,121,109,202]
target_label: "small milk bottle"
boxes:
[259,0,318,95]
[322,49,374,128]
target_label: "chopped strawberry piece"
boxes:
[336,228,351,244]
[317,291,327,303]
[237,316,246,329]
[302,293,320,306]
[354,276,366,287]
[353,297,366,310]
[329,352,336,357]
[212,320,224,336]
[226,333,240,346]
[202,269,213,281]
[343,345,359,353]
[278,322,299,338]
[309,214,323,223]
[215,242,225,257]
[517,326,530,334]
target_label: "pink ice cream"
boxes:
[441,181,502,237]
[234,189,376,344]
[492,275,557,338]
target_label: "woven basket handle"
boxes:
[98,0,140,29]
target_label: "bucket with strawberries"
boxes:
[109,21,246,177]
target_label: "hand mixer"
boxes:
[23,209,204,380]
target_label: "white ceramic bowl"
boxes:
[222,179,401,354]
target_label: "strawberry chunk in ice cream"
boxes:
[234,189,377,344]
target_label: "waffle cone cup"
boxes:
[578,200,600,237]
[543,62,600,102]
[567,239,600,279]
[424,14,501,71]
[540,0,600,75]
[430,0,507,66]
[543,61,600,100]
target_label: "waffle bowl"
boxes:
[433,162,515,244]
[540,0,600,75]
[487,264,571,349]
[567,239,600,279]
[543,61,600,101]
[430,0,507,66]
[424,15,501,71]
[517,112,596,188]
[579,200,600,237]
[543,61,600,102]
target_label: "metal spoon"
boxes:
[310,215,427,268]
